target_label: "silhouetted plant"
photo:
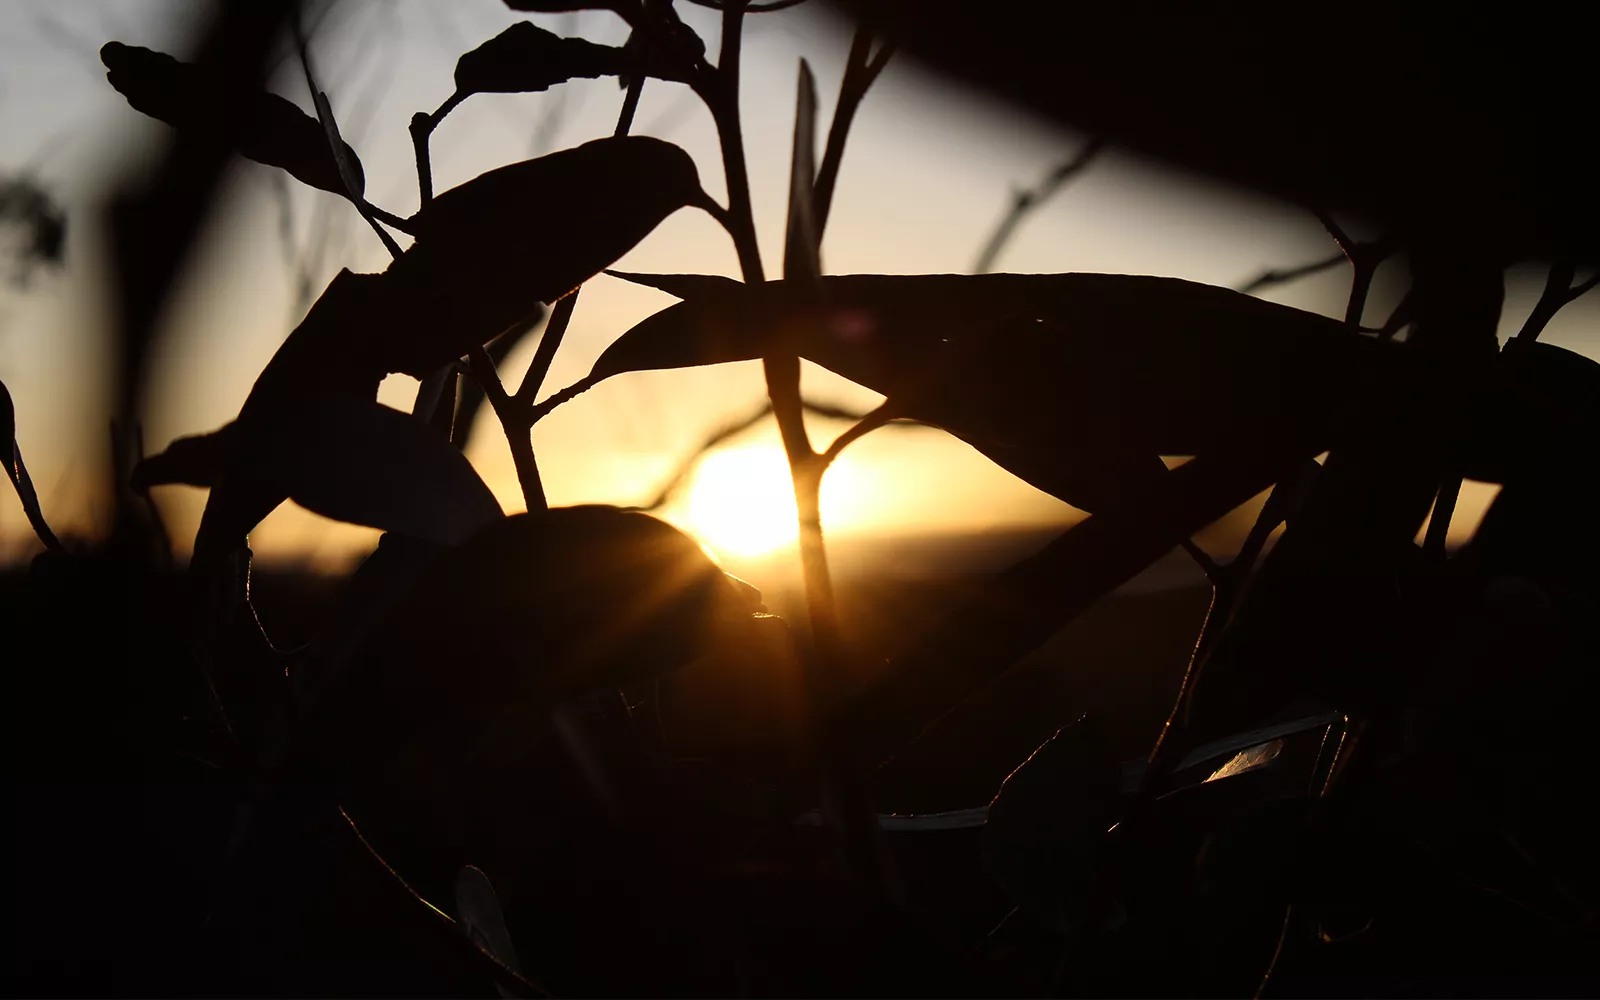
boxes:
[6,1,1599,995]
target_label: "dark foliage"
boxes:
[5,1,1598,996]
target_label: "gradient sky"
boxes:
[3,0,1596,574]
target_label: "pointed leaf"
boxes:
[100,42,364,196]
[603,268,742,299]
[591,272,1404,512]
[2,378,65,552]
[782,61,821,286]
[241,395,503,545]
[379,136,711,378]
[454,21,688,98]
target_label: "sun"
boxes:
[682,445,865,559]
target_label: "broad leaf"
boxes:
[100,42,365,197]
[592,272,1405,512]
[380,136,712,378]
[174,395,501,567]
[454,21,689,99]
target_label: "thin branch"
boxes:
[615,75,646,136]
[1379,287,1415,339]
[1178,538,1223,586]
[1514,261,1595,342]
[695,2,764,284]
[1236,252,1348,295]
[1423,473,1461,559]
[972,138,1105,274]
[630,399,871,512]
[515,295,578,407]
[409,93,466,206]
[468,347,546,512]
[1313,209,1395,327]
[362,201,417,234]
[292,12,402,259]
[528,373,600,425]
[812,25,893,239]
[819,401,895,467]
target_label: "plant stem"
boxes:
[517,295,579,408]
[467,347,545,512]
[700,6,765,285]
[1423,472,1461,559]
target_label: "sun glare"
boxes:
[683,445,866,559]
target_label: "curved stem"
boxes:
[819,401,895,467]
[468,347,545,512]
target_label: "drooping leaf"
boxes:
[2,378,65,552]
[100,42,365,197]
[592,272,1406,512]
[379,136,712,378]
[248,396,502,544]
[454,21,689,99]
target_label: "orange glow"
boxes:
[681,445,868,559]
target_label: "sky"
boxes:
[2,0,1596,579]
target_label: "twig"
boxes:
[1236,252,1347,295]
[812,25,893,239]
[1314,209,1395,328]
[972,138,1105,274]
[1422,473,1461,559]
[615,74,646,136]
[292,11,402,259]
[515,294,578,408]
[819,401,896,466]
[409,93,465,205]
[630,399,872,511]
[467,347,546,512]
[1514,261,1597,342]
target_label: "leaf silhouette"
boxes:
[100,42,364,197]
[379,136,712,378]
[1460,340,1600,485]
[176,395,501,566]
[2,377,65,552]
[130,423,236,492]
[454,21,689,99]
[591,272,1405,512]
